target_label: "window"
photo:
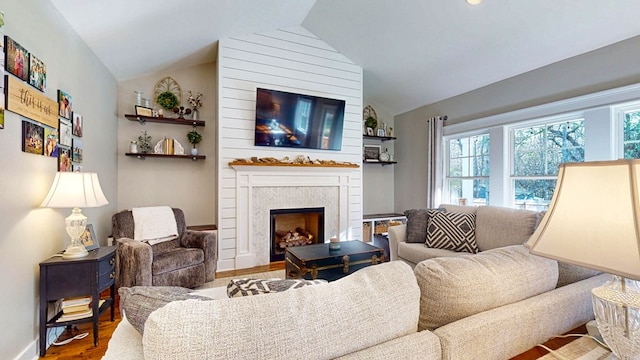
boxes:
[623,108,640,159]
[445,134,490,206]
[511,119,585,210]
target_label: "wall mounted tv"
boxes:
[254,88,345,150]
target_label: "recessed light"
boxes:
[467,0,482,4]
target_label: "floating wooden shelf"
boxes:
[363,135,396,141]
[363,160,397,166]
[124,114,205,127]
[125,153,205,161]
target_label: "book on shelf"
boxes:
[61,296,91,308]
[56,299,105,322]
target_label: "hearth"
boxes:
[270,207,324,262]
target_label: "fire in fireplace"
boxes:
[270,207,325,262]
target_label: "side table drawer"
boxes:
[98,253,116,288]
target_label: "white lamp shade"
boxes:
[525,160,640,280]
[40,172,109,208]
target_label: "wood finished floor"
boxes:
[41,262,285,359]
[41,260,583,360]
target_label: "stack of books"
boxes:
[56,296,104,322]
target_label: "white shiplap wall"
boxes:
[217,26,363,270]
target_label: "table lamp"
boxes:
[525,159,640,359]
[40,172,109,259]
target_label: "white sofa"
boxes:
[102,261,442,360]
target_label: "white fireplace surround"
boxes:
[231,165,357,269]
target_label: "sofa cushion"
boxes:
[557,262,602,288]
[398,242,471,266]
[426,210,479,253]
[143,261,421,360]
[227,278,327,297]
[404,208,444,243]
[414,245,558,330]
[119,286,211,334]
[474,206,539,251]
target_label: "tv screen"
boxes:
[254,88,345,150]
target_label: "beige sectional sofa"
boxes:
[103,205,606,359]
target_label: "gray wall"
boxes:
[0,0,118,358]
[394,35,640,212]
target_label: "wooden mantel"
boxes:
[228,160,359,168]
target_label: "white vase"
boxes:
[191,148,198,156]
[192,109,199,120]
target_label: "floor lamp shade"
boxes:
[40,172,109,259]
[525,160,640,359]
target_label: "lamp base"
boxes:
[592,276,640,360]
[62,243,89,259]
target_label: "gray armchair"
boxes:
[112,208,217,289]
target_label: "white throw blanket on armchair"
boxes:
[132,206,178,245]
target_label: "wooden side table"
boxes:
[39,246,116,356]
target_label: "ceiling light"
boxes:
[467,0,482,4]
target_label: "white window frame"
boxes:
[443,131,490,206]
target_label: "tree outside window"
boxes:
[512,119,584,210]
[446,134,490,205]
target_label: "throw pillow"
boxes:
[227,278,327,298]
[426,210,479,253]
[404,208,444,243]
[119,286,211,334]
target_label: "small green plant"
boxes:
[187,129,202,145]
[137,130,152,153]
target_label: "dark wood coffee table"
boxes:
[285,240,384,281]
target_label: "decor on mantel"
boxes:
[187,129,202,156]
[229,155,359,168]
[187,90,203,120]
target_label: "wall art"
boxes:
[28,53,45,92]
[59,118,71,146]
[43,126,58,157]
[5,36,28,81]
[72,138,83,163]
[22,120,43,155]
[72,112,82,137]
[58,146,71,172]
[5,75,57,127]
[58,89,72,119]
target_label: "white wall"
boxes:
[0,1,118,358]
[217,26,363,270]
[117,63,217,225]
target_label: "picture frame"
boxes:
[22,120,43,155]
[135,105,153,117]
[80,224,99,251]
[5,36,29,82]
[72,112,83,137]
[364,144,381,162]
[43,127,58,157]
[59,118,72,147]
[72,138,83,163]
[58,147,72,172]
[28,53,46,92]
[377,129,386,137]
[58,89,72,119]
[366,127,374,136]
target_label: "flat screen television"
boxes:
[254,88,345,150]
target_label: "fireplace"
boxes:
[270,207,325,262]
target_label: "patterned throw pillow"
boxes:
[119,286,211,334]
[404,208,444,243]
[227,278,327,298]
[426,210,479,253]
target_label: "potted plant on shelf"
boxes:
[187,129,202,156]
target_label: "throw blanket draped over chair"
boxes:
[113,207,217,289]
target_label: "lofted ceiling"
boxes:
[49,0,640,115]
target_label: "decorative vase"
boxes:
[192,109,199,120]
[191,147,198,156]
